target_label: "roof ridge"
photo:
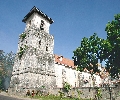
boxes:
[22,6,54,24]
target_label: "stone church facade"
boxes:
[9,6,56,93]
[9,6,110,94]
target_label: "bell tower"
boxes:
[9,6,56,94]
[22,6,53,33]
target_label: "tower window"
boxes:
[29,20,31,25]
[40,20,44,30]
[39,40,41,45]
[46,46,48,51]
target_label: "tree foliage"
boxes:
[0,50,15,90]
[105,14,120,78]
[73,14,120,78]
[73,33,105,74]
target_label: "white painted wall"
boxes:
[65,67,77,87]
[79,72,93,87]
[25,13,50,33]
[93,74,102,87]
[54,63,64,88]
[54,63,104,88]
[55,63,78,88]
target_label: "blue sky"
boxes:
[0,0,120,60]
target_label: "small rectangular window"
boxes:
[75,82,76,87]
[39,40,41,45]
[74,72,76,78]
[40,20,44,30]
[46,46,48,51]
[82,75,84,79]
[29,20,31,25]
[89,76,91,79]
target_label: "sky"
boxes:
[0,0,120,60]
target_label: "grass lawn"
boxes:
[31,95,91,100]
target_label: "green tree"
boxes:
[73,14,120,78]
[73,33,105,74]
[0,50,15,90]
[105,14,120,78]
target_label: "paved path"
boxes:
[0,92,39,100]
[0,94,24,100]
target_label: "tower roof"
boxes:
[22,6,54,24]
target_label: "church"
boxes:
[9,6,110,94]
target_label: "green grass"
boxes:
[32,94,91,100]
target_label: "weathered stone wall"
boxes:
[9,25,56,94]
[18,25,54,54]
[53,87,120,100]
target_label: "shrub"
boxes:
[26,90,30,96]
[18,45,28,59]
[20,33,26,40]
[58,91,65,99]
[77,89,83,100]
[63,82,71,93]
[95,88,102,99]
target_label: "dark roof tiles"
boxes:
[22,6,54,24]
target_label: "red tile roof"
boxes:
[54,54,76,69]
[54,55,110,78]
[100,71,109,79]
